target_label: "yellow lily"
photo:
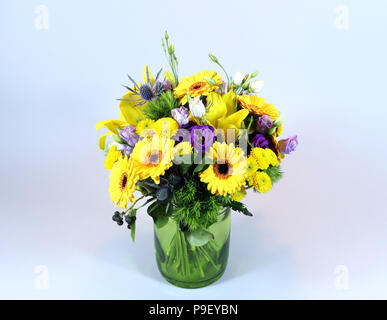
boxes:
[96,65,155,150]
[204,91,249,141]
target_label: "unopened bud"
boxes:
[208,53,218,63]
[204,76,217,86]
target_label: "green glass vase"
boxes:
[154,208,231,288]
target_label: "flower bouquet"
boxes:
[96,32,298,288]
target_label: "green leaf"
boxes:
[218,197,253,216]
[265,165,283,184]
[193,162,209,174]
[187,229,214,247]
[129,209,137,243]
[147,200,170,228]
[180,163,192,175]
[130,221,136,242]
[143,91,178,120]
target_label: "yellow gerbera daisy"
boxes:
[253,171,272,194]
[238,94,280,120]
[108,156,134,209]
[130,136,175,184]
[136,119,155,136]
[174,70,222,105]
[199,142,247,196]
[104,144,122,170]
[231,186,246,201]
[251,147,270,170]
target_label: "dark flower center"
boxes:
[214,162,231,178]
[189,81,206,91]
[149,152,160,164]
[139,84,154,101]
[217,164,229,174]
[120,173,128,190]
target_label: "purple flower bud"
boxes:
[190,125,215,153]
[171,106,189,126]
[120,125,140,147]
[256,115,273,133]
[122,145,134,157]
[158,78,172,91]
[251,134,277,155]
[278,135,298,154]
[251,133,270,149]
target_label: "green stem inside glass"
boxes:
[154,208,231,288]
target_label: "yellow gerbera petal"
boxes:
[200,142,247,196]
[174,70,222,105]
[104,145,122,170]
[238,94,280,120]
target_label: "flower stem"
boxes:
[180,231,190,276]
[198,245,220,271]
[191,245,205,278]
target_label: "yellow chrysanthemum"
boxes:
[231,186,246,201]
[252,171,272,194]
[246,155,259,185]
[265,148,279,166]
[199,142,247,196]
[151,117,179,138]
[136,119,155,136]
[246,155,259,176]
[108,156,134,209]
[104,145,122,170]
[251,147,270,170]
[238,95,280,120]
[130,136,175,184]
[174,70,222,105]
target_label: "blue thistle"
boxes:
[120,66,164,107]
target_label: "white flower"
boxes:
[109,142,125,151]
[189,97,206,118]
[249,80,264,93]
[233,72,246,86]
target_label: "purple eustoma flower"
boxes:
[171,106,190,126]
[190,125,215,153]
[119,125,140,156]
[251,133,270,149]
[158,78,172,91]
[278,135,298,154]
[256,115,273,133]
[251,133,278,155]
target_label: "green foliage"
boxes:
[143,91,178,120]
[147,200,172,228]
[265,165,283,184]
[172,176,222,231]
[218,196,253,216]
